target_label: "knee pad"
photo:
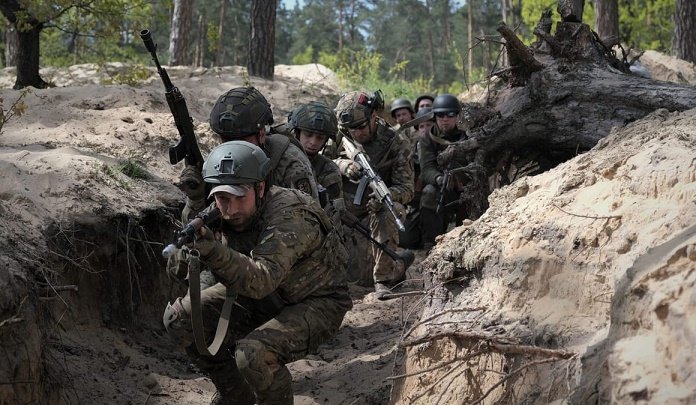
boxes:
[420,184,438,210]
[235,339,277,392]
[162,297,194,347]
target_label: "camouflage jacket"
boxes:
[201,186,349,304]
[264,134,319,201]
[335,118,414,207]
[309,153,343,204]
[419,126,469,186]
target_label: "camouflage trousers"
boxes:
[164,277,351,404]
[342,203,404,285]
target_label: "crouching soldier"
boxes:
[163,141,352,404]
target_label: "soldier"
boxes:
[287,101,344,212]
[399,106,436,249]
[164,141,352,404]
[418,94,481,250]
[390,97,417,150]
[334,90,415,299]
[179,86,319,222]
[414,94,434,113]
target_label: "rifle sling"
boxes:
[188,252,235,357]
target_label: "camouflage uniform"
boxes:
[168,187,351,404]
[419,124,480,245]
[309,153,343,206]
[335,117,414,285]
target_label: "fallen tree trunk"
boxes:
[455,18,696,187]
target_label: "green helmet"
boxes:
[335,90,384,129]
[390,98,414,117]
[202,141,270,186]
[209,87,273,139]
[431,94,461,114]
[288,101,338,140]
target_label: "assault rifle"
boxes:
[340,210,408,263]
[436,170,450,214]
[140,29,203,169]
[341,137,406,232]
[161,208,221,258]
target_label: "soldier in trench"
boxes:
[164,140,351,404]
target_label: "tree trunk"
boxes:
[460,18,696,187]
[337,0,344,53]
[215,0,228,66]
[194,14,205,67]
[0,1,47,89]
[169,0,192,66]
[595,0,619,47]
[4,26,18,67]
[467,0,473,81]
[673,0,696,63]
[248,0,276,79]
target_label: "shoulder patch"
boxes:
[295,178,313,196]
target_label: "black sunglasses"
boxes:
[435,111,458,118]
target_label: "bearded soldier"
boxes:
[164,141,351,404]
[333,90,415,299]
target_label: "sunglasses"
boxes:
[435,111,458,118]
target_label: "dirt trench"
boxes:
[0,205,201,404]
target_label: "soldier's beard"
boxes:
[222,214,253,232]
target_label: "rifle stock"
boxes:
[140,29,203,168]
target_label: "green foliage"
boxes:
[98,63,151,86]
[38,0,153,67]
[292,45,315,65]
[116,157,151,180]
[620,0,675,52]
[97,157,151,191]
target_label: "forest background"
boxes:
[0,0,689,97]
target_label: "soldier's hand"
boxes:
[366,197,383,213]
[337,159,362,181]
[435,175,444,187]
[185,226,222,258]
[166,248,189,281]
[177,165,206,201]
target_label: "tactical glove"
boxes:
[178,165,207,202]
[166,248,189,282]
[366,197,383,213]
[336,159,362,181]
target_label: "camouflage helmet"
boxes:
[390,98,414,117]
[431,94,461,114]
[209,87,274,139]
[335,90,384,129]
[288,101,338,140]
[202,140,270,185]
